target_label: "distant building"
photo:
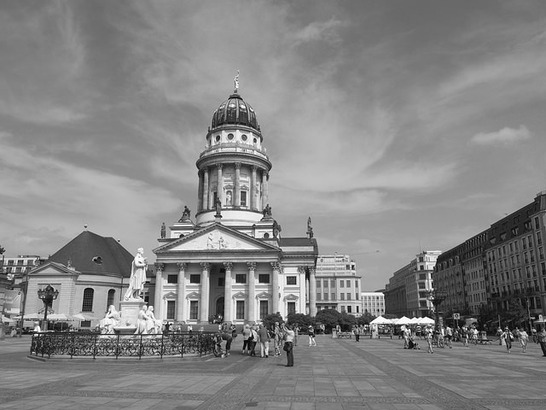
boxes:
[315,254,362,316]
[2,255,43,275]
[22,230,134,328]
[384,251,441,317]
[361,292,385,317]
[434,191,546,322]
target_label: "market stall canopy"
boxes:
[370,316,393,325]
[47,313,70,321]
[393,316,411,325]
[417,317,435,325]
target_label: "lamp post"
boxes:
[37,285,58,331]
[427,289,448,330]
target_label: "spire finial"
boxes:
[234,70,240,93]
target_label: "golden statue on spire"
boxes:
[234,70,240,93]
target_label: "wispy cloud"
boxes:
[471,125,532,145]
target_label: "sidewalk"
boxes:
[1,334,545,409]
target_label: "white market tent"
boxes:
[417,317,435,325]
[370,316,393,325]
[393,316,411,325]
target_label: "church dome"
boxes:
[211,92,259,131]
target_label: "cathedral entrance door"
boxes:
[216,297,225,321]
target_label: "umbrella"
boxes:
[1,315,16,324]
[15,313,42,321]
[71,314,87,320]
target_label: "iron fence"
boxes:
[30,331,217,359]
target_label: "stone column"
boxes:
[176,262,187,322]
[154,263,164,319]
[203,168,210,210]
[250,166,257,210]
[261,171,269,210]
[199,262,210,323]
[217,164,224,206]
[309,267,317,316]
[197,171,203,212]
[224,262,233,322]
[234,162,241,207]
[271,261,281,314]
[247,262,256,323]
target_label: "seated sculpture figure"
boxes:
[135,304,150,335]
[99,305,121,334]
[145,306,162,334]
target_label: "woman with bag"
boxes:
[282,323,295,367]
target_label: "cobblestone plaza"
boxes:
[1,334,545,409]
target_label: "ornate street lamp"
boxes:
[37,285,59,331]
[427,289,448,330]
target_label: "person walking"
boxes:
[282,323,295,367]
[308,325,317,346]
[538,327,546,357]
[517,328,529,353]
[248,325,258,357]
[257,324,270,358]
[354,326,360,342]
[500,326,513,353]
[273,322,282,357]
[424,325,434,354]
[445,325,453,348]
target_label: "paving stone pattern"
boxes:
[1,334,545,409]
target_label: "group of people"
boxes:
[239,322,295,366]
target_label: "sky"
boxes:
[1,0,546,291]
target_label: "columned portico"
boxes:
[200,262,210,323]
[176,262,187,322]
[223,262,233,322]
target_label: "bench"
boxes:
[336,332,352,339]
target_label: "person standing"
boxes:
[354,326,360,342]
[273,322,282,357]
[257,324,270,358]
[538,327,546,357]
[248,325,258,357]
[282,323,295,367]
[241,324,251,355]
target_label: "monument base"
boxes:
[113,326,137,335]
[119,299,144,328]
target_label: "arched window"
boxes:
[106,289,115,310]
[82,288,94,312]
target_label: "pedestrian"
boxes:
[248,325,259,356]
[282,323,295,367]
[354,326,360,342]
[308,325,317,346]
[500,326,513,353]
[294,323,299,346]
[538,327,546,357]
[257,323,270,358]
[424,325,434,354]
[445,325,453,348]
[241,324,251,355]
[517,328,529,353]
[273,322,282,356]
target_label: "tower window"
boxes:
[241,134,248,142]
[241,191,247,207]
[215,135,220,142]
[228,133,234,140]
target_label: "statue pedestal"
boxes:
[119,300,143,328]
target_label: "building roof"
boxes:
[211,92,260,131]
[48,230,133,277]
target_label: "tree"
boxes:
[357,311,375,326]
[315,309,342,333]
[339,312,357,331]
[286,313,313,330]
[262,312,284,331]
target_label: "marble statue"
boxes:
[99,305,121,334]
[124,248,147,301]
[135,304,150,335]
[145,306,162,334]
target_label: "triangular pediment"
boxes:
[233,291,246,299]
[186,292,200,299]
[154,223,281,254]
[163,292,177,299]
[29,262,80,276]
[283,294,299,301]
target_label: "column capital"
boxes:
[247,261,257,271]
[216,163,224,170]
[177,262,187,272]
[235,162,241,169]
[154,263,164,272]
[200,262,210,271]
[223,262,233,271]
[298,266,307,274]
[252,165,258,171]
[270,261,282,271]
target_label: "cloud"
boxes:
[471,125,532,145]
[290,17,347,47]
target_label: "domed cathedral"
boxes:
[153,79,318,326]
